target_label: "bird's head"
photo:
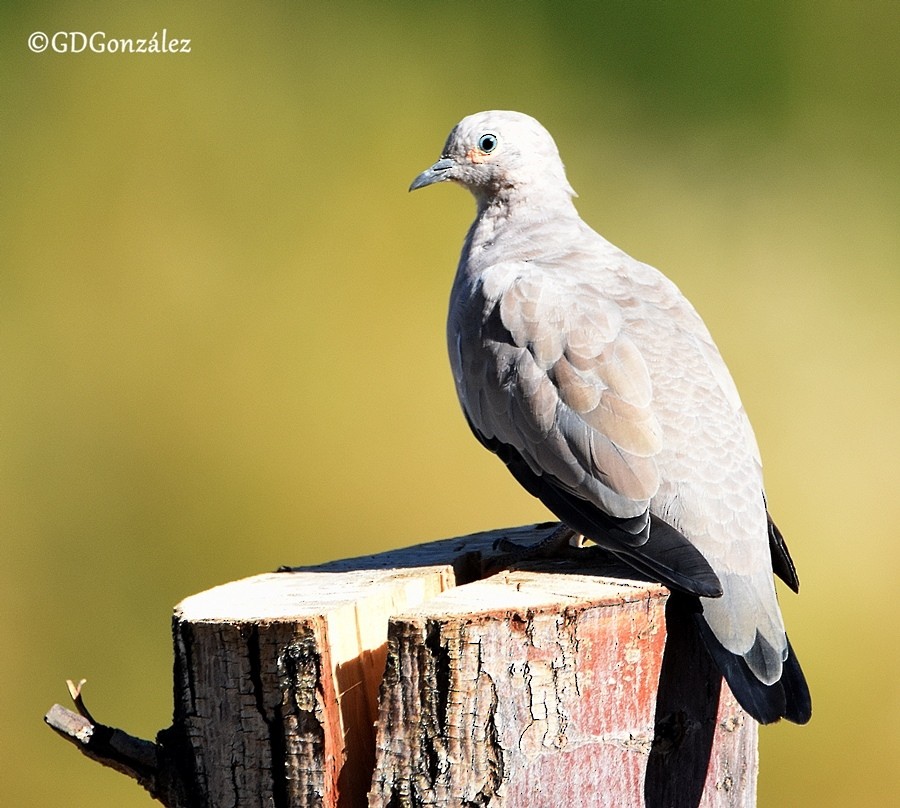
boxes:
[410,110,576,208]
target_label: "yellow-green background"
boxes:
[2,2,897,805]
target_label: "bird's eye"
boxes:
[478,133,498,153]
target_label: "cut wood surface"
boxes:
[45,524,758,807]
[174,565,454,807]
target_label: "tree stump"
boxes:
[45,524,758,807]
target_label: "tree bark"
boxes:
[367,569,756,808]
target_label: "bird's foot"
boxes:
[486,523,585,574]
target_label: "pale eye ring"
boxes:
[478,133,498,153]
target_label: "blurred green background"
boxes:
[2,1,898,805]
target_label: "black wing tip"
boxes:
[616,548,722,599]
[482,437,724,597]
[696,616,812,725]
[767,510,801,593]
[693,576,724,600]
[638,514,723,598]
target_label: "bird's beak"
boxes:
[409,157,455,191]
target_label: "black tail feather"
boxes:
[780,637,813,724]
[695,614,811,725]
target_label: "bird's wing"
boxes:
[462,263,663,543]
[767,508,800,592]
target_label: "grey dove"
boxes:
[410,110,811,725]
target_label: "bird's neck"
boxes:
[474,182,578,223]
[470,186,579,245]
[458,188,584,280]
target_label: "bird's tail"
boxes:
[695,615,812,724]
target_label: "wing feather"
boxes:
[472,268,662,522]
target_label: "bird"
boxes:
[409,110,811,725]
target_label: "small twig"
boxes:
[66,678,96,724]
[45,680,193,807]
[44,700,158,782]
